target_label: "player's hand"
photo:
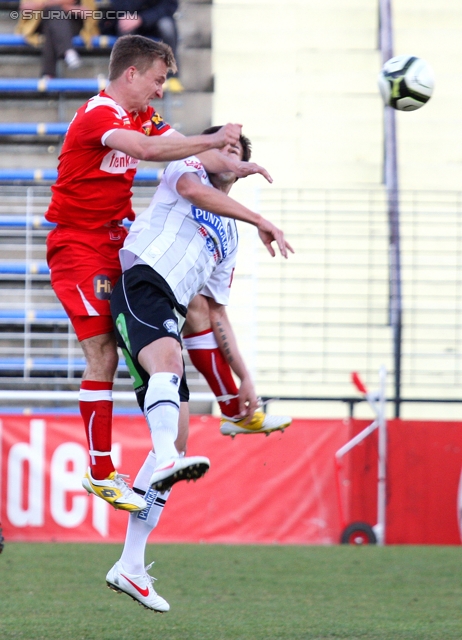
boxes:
[231,161,273,184]
[257,218,294,259]
[237,376,259,423]
[213,123,242,148]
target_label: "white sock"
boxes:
[144,372,181,466]
[119,451,171,575]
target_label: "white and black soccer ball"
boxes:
[378,55,434,111]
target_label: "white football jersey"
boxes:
[120,157,238,308]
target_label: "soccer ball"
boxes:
[378,55,434,111]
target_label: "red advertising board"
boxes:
[1,414,461,545]
[346,419,462,544]
[0,414,347,544]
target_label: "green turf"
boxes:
[0,543,461,639]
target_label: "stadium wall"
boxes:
[1,414,461,545]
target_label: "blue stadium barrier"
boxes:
[0,262,49,275]
[0,215,134,228]
[0,309,67,320]
[0,34,117,49]
[0,215,54,228]
[0,357,86,371]
[0,77,107,92]
[0,168,161,181]
[0,168,58,180]
[0,122,69,135]
[0,357,129,372]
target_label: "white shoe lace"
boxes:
[112,472,135,497]
[145,562,159,588]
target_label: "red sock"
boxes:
[183,329,241,419]
[79,380,114,480]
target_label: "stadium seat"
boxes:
[0,168,162,182]
[0,215,133,229]
[0,356,102,372]
[0,262,49,275]
[0,123,69,135]
[0,309,67,321]
[0,215,54,228]
[0,77,107,93]
[0,34,118,49]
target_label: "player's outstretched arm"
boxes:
[105,124,242,162]
[176,173,294,258]
[207,298,259,421]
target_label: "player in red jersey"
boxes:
[45,35,280,513]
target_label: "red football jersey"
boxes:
[45,90,172,229]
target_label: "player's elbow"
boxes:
[126,138,163,162]
[136,143,159,162]
[177,180,202,202]
[208,299,226,321]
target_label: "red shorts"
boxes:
[46,223,128,341]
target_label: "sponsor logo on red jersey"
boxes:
[94,275,112,299]
[100,149,139,174]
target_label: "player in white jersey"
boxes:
[107,128,293,611]
[110,131,293,495]
[111,132,292,491]
[118,159,240,310]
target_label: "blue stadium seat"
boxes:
[0,215,133,228]
[0,262,49,275]
[0,122,69,135]
[0,215,54,228]
[0,309,67,320]
[0,34,117,49]
[0,357,86,371]
[0,168,161,181]
[0,77,107,92]
[0,356,128,372]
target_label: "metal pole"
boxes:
[379,0,402,418]
[376,365,387,545]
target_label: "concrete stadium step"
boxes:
[391,0,462,190]
[213,0,382,189]
[178,0,211,49]
[214,4,376,51]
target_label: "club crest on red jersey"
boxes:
[151,112,167,131]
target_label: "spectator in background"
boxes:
[99,0,184,92]
[16,0,99,78]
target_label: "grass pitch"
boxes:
[0,543,461,639]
